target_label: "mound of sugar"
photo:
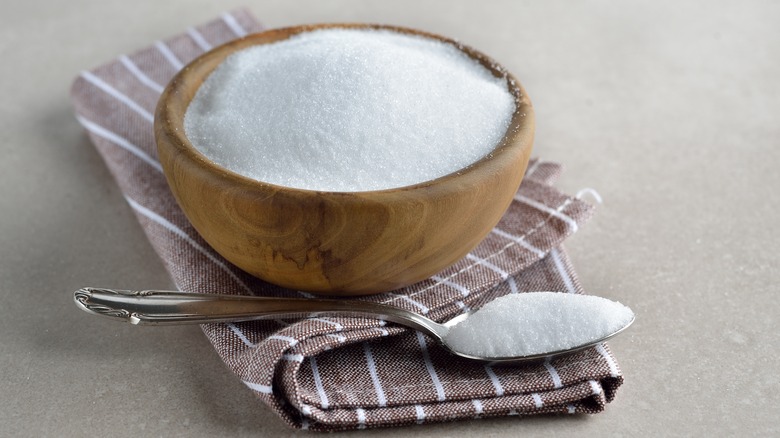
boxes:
[444,292,634,358]
[184,29,516,192]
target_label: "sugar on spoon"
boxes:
[74,287,634,364]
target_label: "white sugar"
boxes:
[184,29,515,192]
[444,292,634,358]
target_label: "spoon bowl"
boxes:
[74,288,633,364]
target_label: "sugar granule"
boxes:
[184,29,516,192]
[444,292,634,358]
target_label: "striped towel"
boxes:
[69,9,624,431]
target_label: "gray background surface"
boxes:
[1,0,778,436]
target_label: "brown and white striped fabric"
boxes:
[69,9,623,431]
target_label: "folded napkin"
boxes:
[70,9,623,431]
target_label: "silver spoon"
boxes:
[74,287,633,365]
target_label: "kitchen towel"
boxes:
[70,8,623,431]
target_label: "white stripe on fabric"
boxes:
[472,399,484,415]
[596,343,620,377]
[430,275,470,297]
[356,408,367,429]
[415,405,426,424]
[466,253,519,293]
[525,159,541,177]
[187,27,212,51]
[282,354,304,362]
[311,317,343,331]
[243,380,272,394]
[589,379,602,395]
[76,115,162,173]
[567,404,576,414]
[416,332,446,401]
[154,41,184,70]
[576,187,603,204]
[297,290,316,299]
[550,247,577,294]
[362,342,387,407]
[514,194,578,233]
[373,327,389,336]
[543,358,563,388]
[118,55,165,94]
[226,322,256,347]
[532,393,544,408]
[80,71,154,122]
[484,365,504,396]
[310,357,329,409]
[467,253,509,278]
[124,196,254,295]
[221,12,248,37]
[383,293,429,314]
[491,227,546,257]
[268,334,298,348]
[326,333,346,343]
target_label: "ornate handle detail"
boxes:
[74,288,137,320]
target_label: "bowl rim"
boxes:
[155,23,534,198]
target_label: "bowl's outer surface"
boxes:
[155,24,534,295]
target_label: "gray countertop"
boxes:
[2,1,777,436]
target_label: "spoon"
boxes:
[73,287,634,365]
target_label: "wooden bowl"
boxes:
[155,24,534,296]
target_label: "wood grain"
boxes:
[155,24,534,295]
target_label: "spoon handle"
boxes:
[73,287,445,336]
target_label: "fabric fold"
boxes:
[70,9,623,431]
